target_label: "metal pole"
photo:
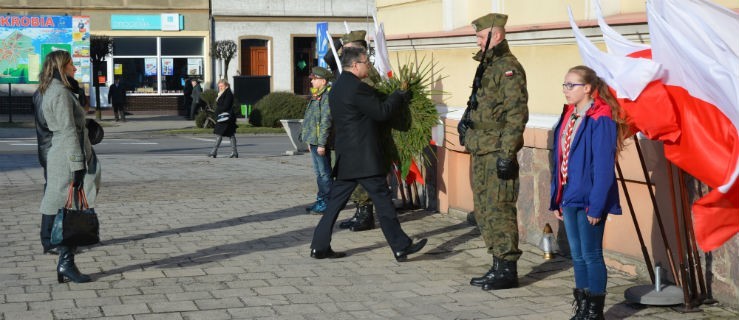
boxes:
[7,83,12,123]
[616,162,655,283]
[677,169,705,303]
[666,162,694,311]
[632,136,679,283]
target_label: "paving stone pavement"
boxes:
[2,138,738,319]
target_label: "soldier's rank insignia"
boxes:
[505,70,514,77]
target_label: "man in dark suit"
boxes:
[108,78,127,122]
[310,47,427,262]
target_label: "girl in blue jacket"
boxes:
[550,65,628,320]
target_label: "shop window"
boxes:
[161,37,204,56]
[114,58,157,94]
[113,38,156,56]
[161,57,203,93]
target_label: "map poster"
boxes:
[0,15,90,84]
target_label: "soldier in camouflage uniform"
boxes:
[330,30,381,232]
[464,13,529,291]
[301,66,334,215]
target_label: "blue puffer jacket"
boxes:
[549,98,622,219]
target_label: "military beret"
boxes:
[471,13,508,32]
[341,30,366,44]
[310,66,334,81]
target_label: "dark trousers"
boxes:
[311,175,412,253]
[112,103,126,120]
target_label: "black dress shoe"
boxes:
[394,238,428,262]
[310,248,346,259]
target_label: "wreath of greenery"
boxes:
[375,56,443,181]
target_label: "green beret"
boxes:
[310,66,334,81]
[471,13,508,32]
[341,30,366,44]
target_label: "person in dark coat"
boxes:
[189,79,203,121]
[309,47,427,261]
[108,78,127,121]
[208,79,238,158]
[182,77,193,120]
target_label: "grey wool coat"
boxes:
[39,78,102,215]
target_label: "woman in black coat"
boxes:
[208,79,238,158]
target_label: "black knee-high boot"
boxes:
[40,214,58,254]
[585,293,606,320]
[57,246,91,283]
[350,204,375,232]
[228,136,238,158]
[208,136,223,158]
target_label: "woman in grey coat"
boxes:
[38,50,101,283]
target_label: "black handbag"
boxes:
[51,185,100,247]
[86,118,104,145]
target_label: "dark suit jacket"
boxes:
[108,83,126,105]
[329,71,406,180]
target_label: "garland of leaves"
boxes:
[375,56,442,181]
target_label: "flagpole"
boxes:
[616,162,655,283]
[326,30,341,75]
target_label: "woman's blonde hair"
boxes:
[568,65,630,154]
[38,50,73,94]
[218,79,230,87]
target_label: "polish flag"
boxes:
[372,13,393,79]
[646,0,739,251]
[572,0,739,251]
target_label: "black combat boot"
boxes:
[470,257,497,286]
[208,136,222,158]
[57,246,91,283]
[350,204,375,232]
[571,288,589,320]
[585,292,606,320]
[481,258,518,290]
[338,203,361,229]
[40,214,58,254]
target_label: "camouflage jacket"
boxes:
[301,87,332,146]
[465,39,529,158]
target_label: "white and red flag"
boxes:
[372,13,393,79]
[647,0,739,251]
[569,0,739,251]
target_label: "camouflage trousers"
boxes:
[350,185,372,206]
[472,153,522,261]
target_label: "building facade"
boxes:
[0,0,210,113]
[376,0,739,308]
[211,0,376,104]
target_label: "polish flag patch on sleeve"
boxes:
[505,70,514,77]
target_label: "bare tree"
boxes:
[212,40,237,80]
[90,35,113,120]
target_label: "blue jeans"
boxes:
[562,206,607,294]
[310,144,332,199]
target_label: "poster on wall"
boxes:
[161,58,173,76]
[0,15,90,84]
[187,58,202,76]
[114,63,123,75]
[144,58,157,76]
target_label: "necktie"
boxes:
[560,113,579,185]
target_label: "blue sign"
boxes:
[316,22,329,68]
[111,14,183,31]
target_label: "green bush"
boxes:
[249,91,308,127]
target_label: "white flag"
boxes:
[593,0,650,56]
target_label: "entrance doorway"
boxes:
[240,39,269,76]
[293,37,315,96]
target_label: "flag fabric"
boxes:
[373,22,393,79]
[646,0,739,251]
[405,159,425,185]
[594,1,650,57]
[571,0,739,251]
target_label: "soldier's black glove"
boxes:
[496,157,519,180]
[72,169,86,188]
[457,119,471,146]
